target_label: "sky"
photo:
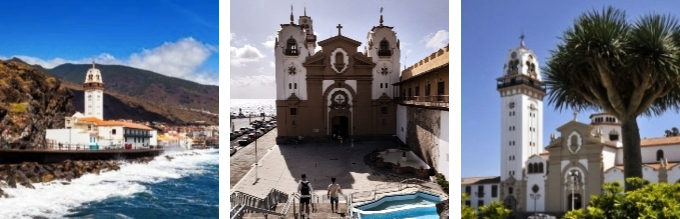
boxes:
[230,0,449,99]
[462,1,680,178]
[0,0,218,85]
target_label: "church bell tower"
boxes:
[497,36,545,210]
[84,61,104,120]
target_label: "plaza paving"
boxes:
[231,130,413,200]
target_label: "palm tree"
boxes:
[666,129,673,137]
[544,7,680,191]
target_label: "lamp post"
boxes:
[68,127,72,149]
[530,193,541,216]
[568,170,580,211]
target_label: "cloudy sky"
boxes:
[230,0,449,99]
[0,0,218,85]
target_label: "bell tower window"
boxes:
[286,38,298,56]
[378,40,391,56]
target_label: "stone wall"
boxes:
[405,107,442,173]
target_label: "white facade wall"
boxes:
[46,129,92,148]
[639,145,680,164]
[439,111,449,179]
[122,128,153,149]
[668,165,680,184]
[642,166,659,183]
[462,183,501,209]
[500,91,543,181]
[96,126,125,146]
[150,130,158,146]
[602,147,617,171]
[396,105,407,145]
[525,156,546,212]
[366,28,400,100]
[276,25,311,101]
[603,168,624,184]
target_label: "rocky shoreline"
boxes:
[0,151,201,198]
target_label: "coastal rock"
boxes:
[40,173,54,182]
[20,181,35,189]
[0,59,75,149]
[64,171,74,182]
[165,155,174,161]
[436,199,449,219]
[6,176,16,188]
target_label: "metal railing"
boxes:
[395,95,449,109]
[229,189,290,219]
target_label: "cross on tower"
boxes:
[335,95,345,104]
[337,24,343,36]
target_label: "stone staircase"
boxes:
[241,203,349,219]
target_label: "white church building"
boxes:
[462,38,680,216]
[46,62,157,150]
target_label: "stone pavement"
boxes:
[230,138,406,201]
[230,128,279,187]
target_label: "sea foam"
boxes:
[0,149,218,219]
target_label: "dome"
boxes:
[503,39,541,81]
[85,62,103,84]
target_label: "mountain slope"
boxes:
[49,63,218,113]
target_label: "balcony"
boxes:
[306,35,316,42]
[395,95,449,109]
[285,49,298,56]
[497,77,546,92]
[378,50,392,57]
[124,132,152,138]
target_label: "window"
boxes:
[286,39,298,55]
[415,86,420,96]
[610,133,619,141]
[385,83,388,88]
[437,81,445,96]
[425,84,431,96]
[508,187,513,194]
[657,149,665,161]
[477,186,484,197]
[477,200,484,207]
[290,108,297,115]
[465,200,471,206]
[381,107,387,114]
[112,129,116,135]
[491,185,498,197]
[408,88,412,97]
[379,40,391,56]
[380,83,383,88]
[294,83,297,89]
[465,186,471,195]
[289,83,292,89]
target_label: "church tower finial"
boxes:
[304,5,306,16]
[379,7,384,26]
[290,5,294,24]
[520,33,525,47]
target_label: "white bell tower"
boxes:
[497,36,545,204]
[366,7,400,99]
[84,61,105,120]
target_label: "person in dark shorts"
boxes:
[297,174,314,218]
[327,177,343,213]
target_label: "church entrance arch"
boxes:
[331,116,350,138]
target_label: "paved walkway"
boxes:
[230,128,279,188]
[230,137,407,201]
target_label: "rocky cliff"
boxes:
[0,59,75,148]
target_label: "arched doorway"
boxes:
[331,116,349,138]
[567,193,582,210]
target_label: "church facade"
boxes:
[462,39,680,216]
[275,8,400,143]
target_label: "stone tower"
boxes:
[496,36,546,212]
[84,61,104,120]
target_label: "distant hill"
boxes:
[9,58,218,125]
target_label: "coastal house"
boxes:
[46,112,156,149]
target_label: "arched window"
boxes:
[289,83,292,89]
[286,39,298,55]
[657,149,665,161]
[335,52,344,64]
[379,40,391,56]
[538,163,544,173]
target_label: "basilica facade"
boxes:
[462,39,680,216]
[274,8,400,142]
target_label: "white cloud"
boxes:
[9,37,218,85]
[424,30,449,50]
[269,61,275,69]
[257,67,264,73]
[230,75,276,99]
[262,35,276,49]
[230,44,265,66]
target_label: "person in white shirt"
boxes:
[297,174,313,217]
[327,177,343,213]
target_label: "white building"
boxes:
[84,62,104,120]
[46,63,155,150]
[462,37,680,216]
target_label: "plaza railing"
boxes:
[229,189,289,219]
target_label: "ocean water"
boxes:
[0,149,218,219]
[230,99,276,117]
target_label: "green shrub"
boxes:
[564,177,680,219]
[435,173,449,193]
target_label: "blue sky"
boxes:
[462,1,680,178]
[0,0,218,85]
[230,0,449,99]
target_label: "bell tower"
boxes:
[84,61,105,120]
[496,36,546,209]
[366,7,400,99]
